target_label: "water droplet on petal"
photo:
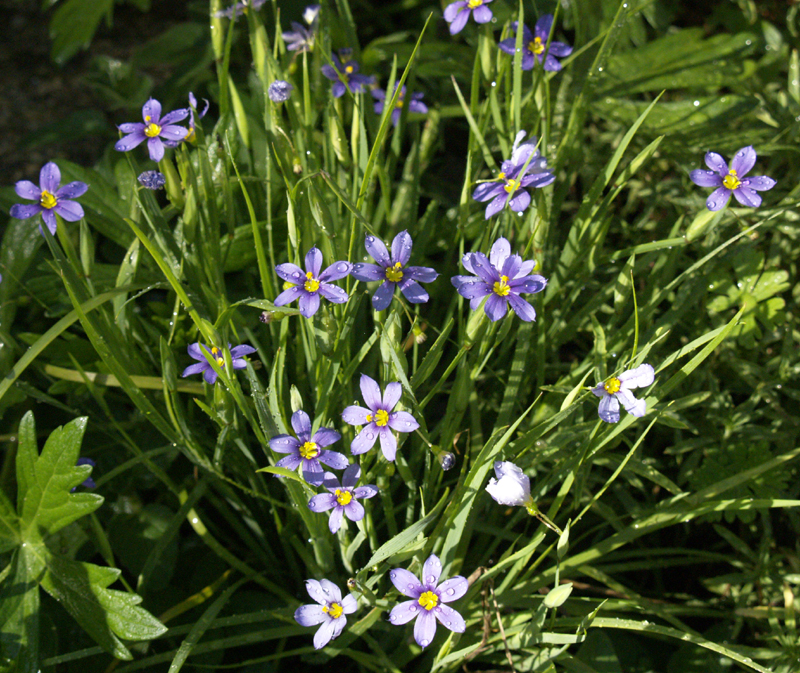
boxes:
[420,639,429,647]
[446,588,455,596]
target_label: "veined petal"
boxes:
[365,235,391,267]
[353,484,378,499]
[319,450,349,470]
[350,425,378,455]
[147,137,165,162]
[318,283,349,304]
[114,131,147,152]
[511,275,547,294]
[301,461,324,485]
[706,186,731,211]
[597,393,620,423]
[275,262,306,283]
[371,281,395,311]
[382,382,402,411]
[341,463,361,488]
[319,261,352,282]
[730,146,756,176]
[470,253,499,284]
[39,162,61,194]
[404,266,439,283]
[269,434,301,454]
[489,238,511,269]
[230,344,256,359]
[500,254,522,280]
[14,180,40,200]
[690,169,723,188]
[388,411,418,433]
[618,363,655,389]
[295,603,326,626]
[351,263,384,282]
[732,185,761,208]
[328,506,344,533]
[54,200,84,222]
[507,293,536,322]
[484,293,508,322]
[391,230,413,266]
[298,292,321,318]
[275,454,302,471]
[308,493,337,513]
[616,389,646,417]
[359,374,382,411]
[485,193,507,219]
[41,209,57,235]
[181,362,208,378]
[414,610,437,648]
[452,275,491,300]
[273,286,303,307]
[313,618,338,649]
[742,175,776,191]
[291,410,312,438]
[320,579,343,604]
[55,181,88,200]
[305,247,323,277]
[389,600,422,625]
[704,151,728,176]
[390,568,423,597]
[312,426,341,448]
[398,279,430,304]
[343,500,364,522]
[472,181,502,202]
[341,405,371,425]
[379,428,397,462]
[435,604,466,632]
[422,555,442,588]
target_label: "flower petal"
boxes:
[305,247,323,277]
[484,293,508,322]
[9,204,43,220]
[543,55,563,71]
[390,568,423,597]
[353,484,378,499]
[54,200,84,222]
[422,555,442,588]
[181,362,208,378]
[341,463,361,488]
[391,230,413,266]
[230,344,256,359]
[448,7,471,34]
[350,425,378,455]
[507,293,536,322]
[371,281,395,311]
[328,506,344,533]
[269,434,301,454]
[342,405,371,426]
[142,98,162,123]
[443,1,466,22]
[405,266,439,283]
[437,575,469,602]
[351,263,384,282]
[15,180,40,200]
[115,131,147,152]
[730,146,756,176]
[618,363,654,389]
[414,610,437,649]
[318,283,349,304]
[159,125,188,141]
[39,163,61,194]
[381,382,402,411]
[275,263,306,283]
[452,275,491,300]
[290,410,312,438]
[704,151,728,175]
[147,137,165,162]
[311,426,341,448]
[435,604,466,632]
[379,428,397,461]
[548,40,573,57]
[359,374,382,411]
[388,411,418,433]
[689,169,723,188]
[389,600,422,625]
[344,500,364,522]
[472,181,502,202]
[616,389,646,417]
[319,261,352,282]
[305,579,327,605]
[298,292,321,318]
[273,286,303,307]
[275,454,302,471]
[706,186,731,211]
[41,209,57,235]
[511,275,547,294]
[741,175,776,191]
[313,618,338,649]
[308,493,337,512]
[535,13,554,40]
[319,450,349,470]
[732,185,761,208]
[597,393,620,423]
[342,594,358,614]
[398,279,430,304]
[56,181,88,200]
[473,4,492,23]
[485,194,508,219]
[295,603,326,626]
[365,235,391,267]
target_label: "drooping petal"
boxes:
[742,175,776,191]
[365,235,391,267]
[341,405,371,426]
[54,200,84,222]
[14,180,40,200]
[301,461,324,486]
[616,389,646,417]
[351,263,384,282]
[311,426,341,448]
[499,254,522,280]
[704,151,728,176]
[319,261,352,282]
[341,463,361,488]
[390,568,423,597]
[706,186,731,211]
[618,363,655,389]
[350,425,378,455]
[318,284,349,304]
[9,204,43,220]
[319,450,349,470]
[371,281,395,311]
[388,411,418,433]
[434,603,466,632]
[389,600,422,625]
[275,262,306,283]
[308,492,337,512]
[344,500,364,522]
[55,181,88,200]
[590,383,606,398]
[39,162,61,194]
[732,185,761,208]
[690,169,723,188]
[484,293,508,321]
[498,37,516,56]
[470,253,500,284]
[330,612,348,641]
[542,54,563,72]
[115,131,147,152]
[597,393,620,423]
[398,279,430,304]
[378,428,397,462]
[312,618,338,649]
[273,286,304,307]
[298,292,321,318]
[507,293,536,322]
[305,247,323,277]
[447,7,471,35]
[414,610,437,648]
[472,181,502,202]
[147,137,165,162]
[391,230,413,266]
[472,4,493,23]
[729,146,756,177]
[422,555,442,588]
[327,505,345,533]
[295,603,326,626]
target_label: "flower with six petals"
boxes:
[282,5,319,53]
[498,16,573,71]
[308,464,378,533]
[269,410,349,485]
[689,146,776,211]
[388,554,468,649]
[591,363,655,423]
[321,51,375,98]
[274,247,352,318]
[10,162,88,235]
[341,374,419,461]
[180,342,256,385]
[443,0,493,35]
[294,579,357,649]
[451,237,547,322]
[114,99,189,162]
[351,231,438,311]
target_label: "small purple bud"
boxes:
[268,80,293,103]
[138,171,166,190]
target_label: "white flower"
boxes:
[485,461,532,507]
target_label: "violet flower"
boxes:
[444,0,493,35]
[115,99,189,162]
[388,554,468,649]
[308,464,378,533]
[321,50,375,98]
[71,458,97,492]
[341,374,419,461]
[273,247,352,318]
[294,579,357,649]
[689,146,776,211]
[472,131,555,218]
[214,0,267,19]
[485,461,532,507]
[351,231,438,311]
[282,5,319,53]
[498,16,573,71]
[10,162,88,235]
[269,410,348,485]
[372,85,428,126]
[181,342,256,385]
[137,171,166,190]
[452,237,546,322]
[268,80,293,103]
[591,363,655,423]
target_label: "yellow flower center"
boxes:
[374,409,389,427]
[497,171,506,180]
[467,0,483,7]
[504,178,521,194]
[418,591,439,611]
[144,122,162,138]
[185,127,196,143]
[722,169,741,190]
[394,91,405,109]
[299,441,320,459]
[530,36,545,55]
[335,488,353,506]
[345,65,354,74]
[322,602,344,619]
[603,377,622,394]
[40,190,57,209]
[304,271,321,293]
[493,275,511,297]
[385,262,404,283]
[216,357,225,366]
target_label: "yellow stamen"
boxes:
[40,190,57,210]
[504,178,521,194]
[335,488,353,506]
[144,122,162,138]
[603,377,622,394]
[530,36,545,55]
[722,169,741,190]
[299,441,320,459]
[497,172,506,180]
[467,0,483,7]
[185,127,196,143]
[418,591,439,611]
[211,347,219,356]
[345,65,354,74]
[493,275,511,297]
[374,409,389,427]
[323,602,344,619]
[385,262,404,283]
[394,92,405,109]
[304,271,320,293]
[216,357,225,366]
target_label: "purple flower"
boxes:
[443,0,493,35]
[591,364,655,423]
[351,231,438,311]
[372,85,428,126]
[294,579,357,649]
[273,247,352,318]
[137,171,166,190]
[321,50,375,98]
[214,0,268,18]
[472,131,555,218]
[341,374,419,461]
[308,464,378,533]
[269,410,348,485]
[388,554,468,649]
[181,342,256,385]
[689,146,776,211]
[114,99,189,162]
[186,92,209,142]
[452,237,546,322]
[268,80,294,103]
[9,162,88,235]
[282,5,319,53]
[498,16,573,71]
[71,458,97,492]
